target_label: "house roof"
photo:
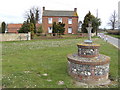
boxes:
[7,23,42,33]
[7,23,41,29]
[7,24,22,29]
[43,10,78,17]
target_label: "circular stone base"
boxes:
[67,54,110,85]
[67,54,110,65]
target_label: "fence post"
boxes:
[19,35,22,41]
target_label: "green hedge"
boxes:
[106,30,120,35]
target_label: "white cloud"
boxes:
[0,0,119,28]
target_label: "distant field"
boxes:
[2,38,119,88]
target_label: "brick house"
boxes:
[7,23,41,33]
[7,24,22,33]
[42,7,79,34]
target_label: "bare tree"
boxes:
[25,7,41,22]
[108,10,118,30]
[24,6,41,33]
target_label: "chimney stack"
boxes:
[43,6,45,11]
[74,8,77,12]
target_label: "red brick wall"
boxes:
[42,16,78,34]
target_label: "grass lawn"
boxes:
[2,37,119,88]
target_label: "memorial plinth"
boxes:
[67,22,110,85]
[67,43,110,84]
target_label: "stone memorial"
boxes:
[67,22,110,85]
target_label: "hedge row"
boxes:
[106,30,120,35]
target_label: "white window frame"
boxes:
[68,18,72,24]
[48,27,52,33]
[48,18,52,24]
[58,18,62,23]
[68,27,72,33]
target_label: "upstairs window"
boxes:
[68,18,72,24]
[48,18,52,24]
[58,18,62,23]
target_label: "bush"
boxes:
[106,30,120,35]
[37,25,43,33]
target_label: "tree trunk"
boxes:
[95,27,98,36]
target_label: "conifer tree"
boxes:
[82,11,101,34]
[1,22,6,33]
[18,21,30,33]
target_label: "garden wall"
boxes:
[0,32,31,41]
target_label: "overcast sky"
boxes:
[0,0,119,29]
